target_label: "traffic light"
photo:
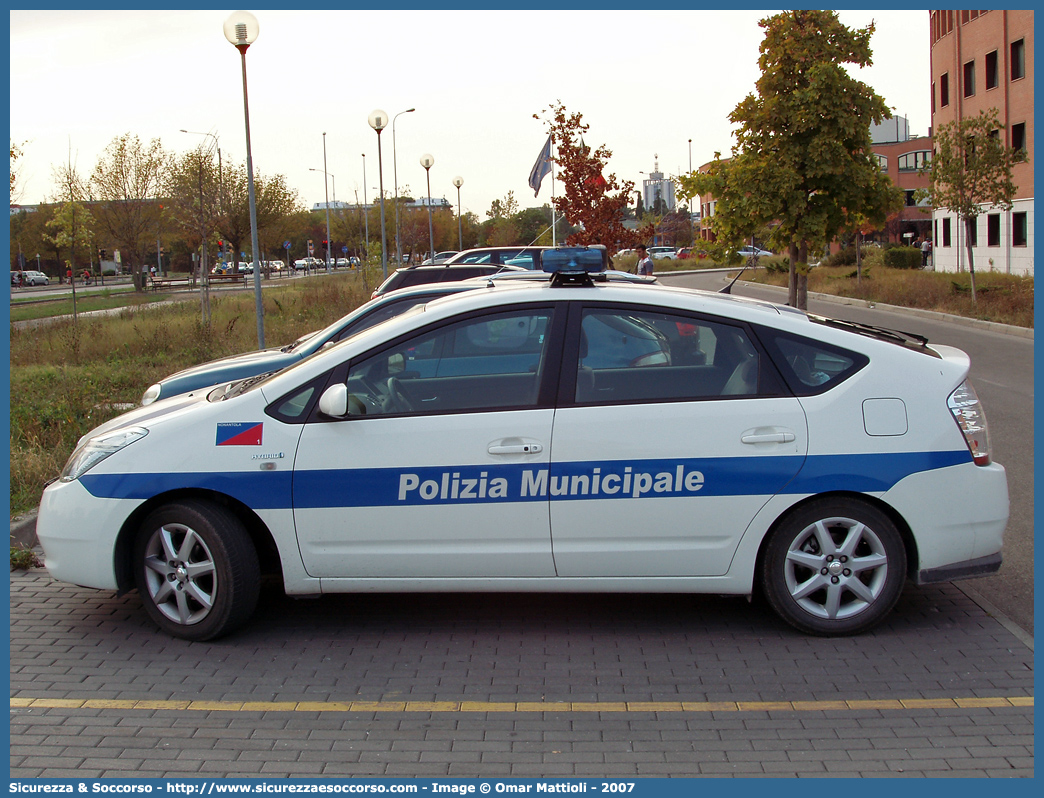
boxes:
[99,249,107,261]
[322,239,328,249]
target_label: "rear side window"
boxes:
[757,328,868,395]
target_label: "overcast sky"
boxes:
[10,8,931,220]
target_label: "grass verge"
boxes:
[746,262,1033,329]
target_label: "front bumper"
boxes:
[37,479,134,591]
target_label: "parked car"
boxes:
[38,246,1006,641]
[738,246,774,258]
[421,251,459,265]
[143,267,656,407]
[20,270,49,286]
[371,263,527,299]
[444,246,551,270]
[140,282,497,406]
[648,246,677,260]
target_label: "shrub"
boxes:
[824,248,858,268]
[883,246,923,270]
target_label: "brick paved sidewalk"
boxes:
[10,568,1034,778]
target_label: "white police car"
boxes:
[37,247,1008,640]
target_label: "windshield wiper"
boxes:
[221,371,277,400]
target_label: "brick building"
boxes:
[930,9,1033,275]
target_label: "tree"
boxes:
[917,108,1024,302]
[681,11,902,309]
[485,191,520,246]
[10,140,26,200]
[44,160,97,314]
[90,134,169,291]
[535,102,651,248]
[515,206,557,245]
[254,173,303,272]
[164,143,223,321]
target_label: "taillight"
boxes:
[947,380,992,465]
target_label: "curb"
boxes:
[10,510,38,550]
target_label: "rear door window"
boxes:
[573,306,781,404]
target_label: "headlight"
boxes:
[141,384,162,406]
[60,427,149,482]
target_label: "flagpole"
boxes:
[550,136,556,247]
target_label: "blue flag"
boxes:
[528,134,553,197]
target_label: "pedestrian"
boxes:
[635,244,654,276]
[921,238,931,268]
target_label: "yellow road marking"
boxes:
[10,696,1032,713]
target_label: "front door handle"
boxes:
[741,428,796,445]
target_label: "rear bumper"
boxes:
[916,552,1002,585]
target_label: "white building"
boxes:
[642,156,676,213]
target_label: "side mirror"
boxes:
[318,384,348,418]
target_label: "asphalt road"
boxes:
[660,269,1034,636]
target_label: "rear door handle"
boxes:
[488,439,543,455]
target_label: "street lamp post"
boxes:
[361,154,369,249]
[688,138,695,245]
[310,165,334,271]
[311,133,332,273]
[223,10,265,350]
[392,108,415,266]
[367,110,389,279]
[420,154,435,258]
[452,176,464,250]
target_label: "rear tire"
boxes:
[761,498,906,635]
[133,500,260,641]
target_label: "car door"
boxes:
[291,304,562,579]
[548,303,808,577]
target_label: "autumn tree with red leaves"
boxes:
[534,102,651,249]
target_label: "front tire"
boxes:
[133,500,260,641]
[761,498,907,635]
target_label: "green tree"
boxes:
[44,161,96,314]
[535,102,651,248]
[254,173,303,272]
[220,161,299,265]
[10,140,26,200]
[917,108,1024,302]
[681,11,901,309]
[9,207,50,273]
[164,143,223,321]
[89,134,169,291]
